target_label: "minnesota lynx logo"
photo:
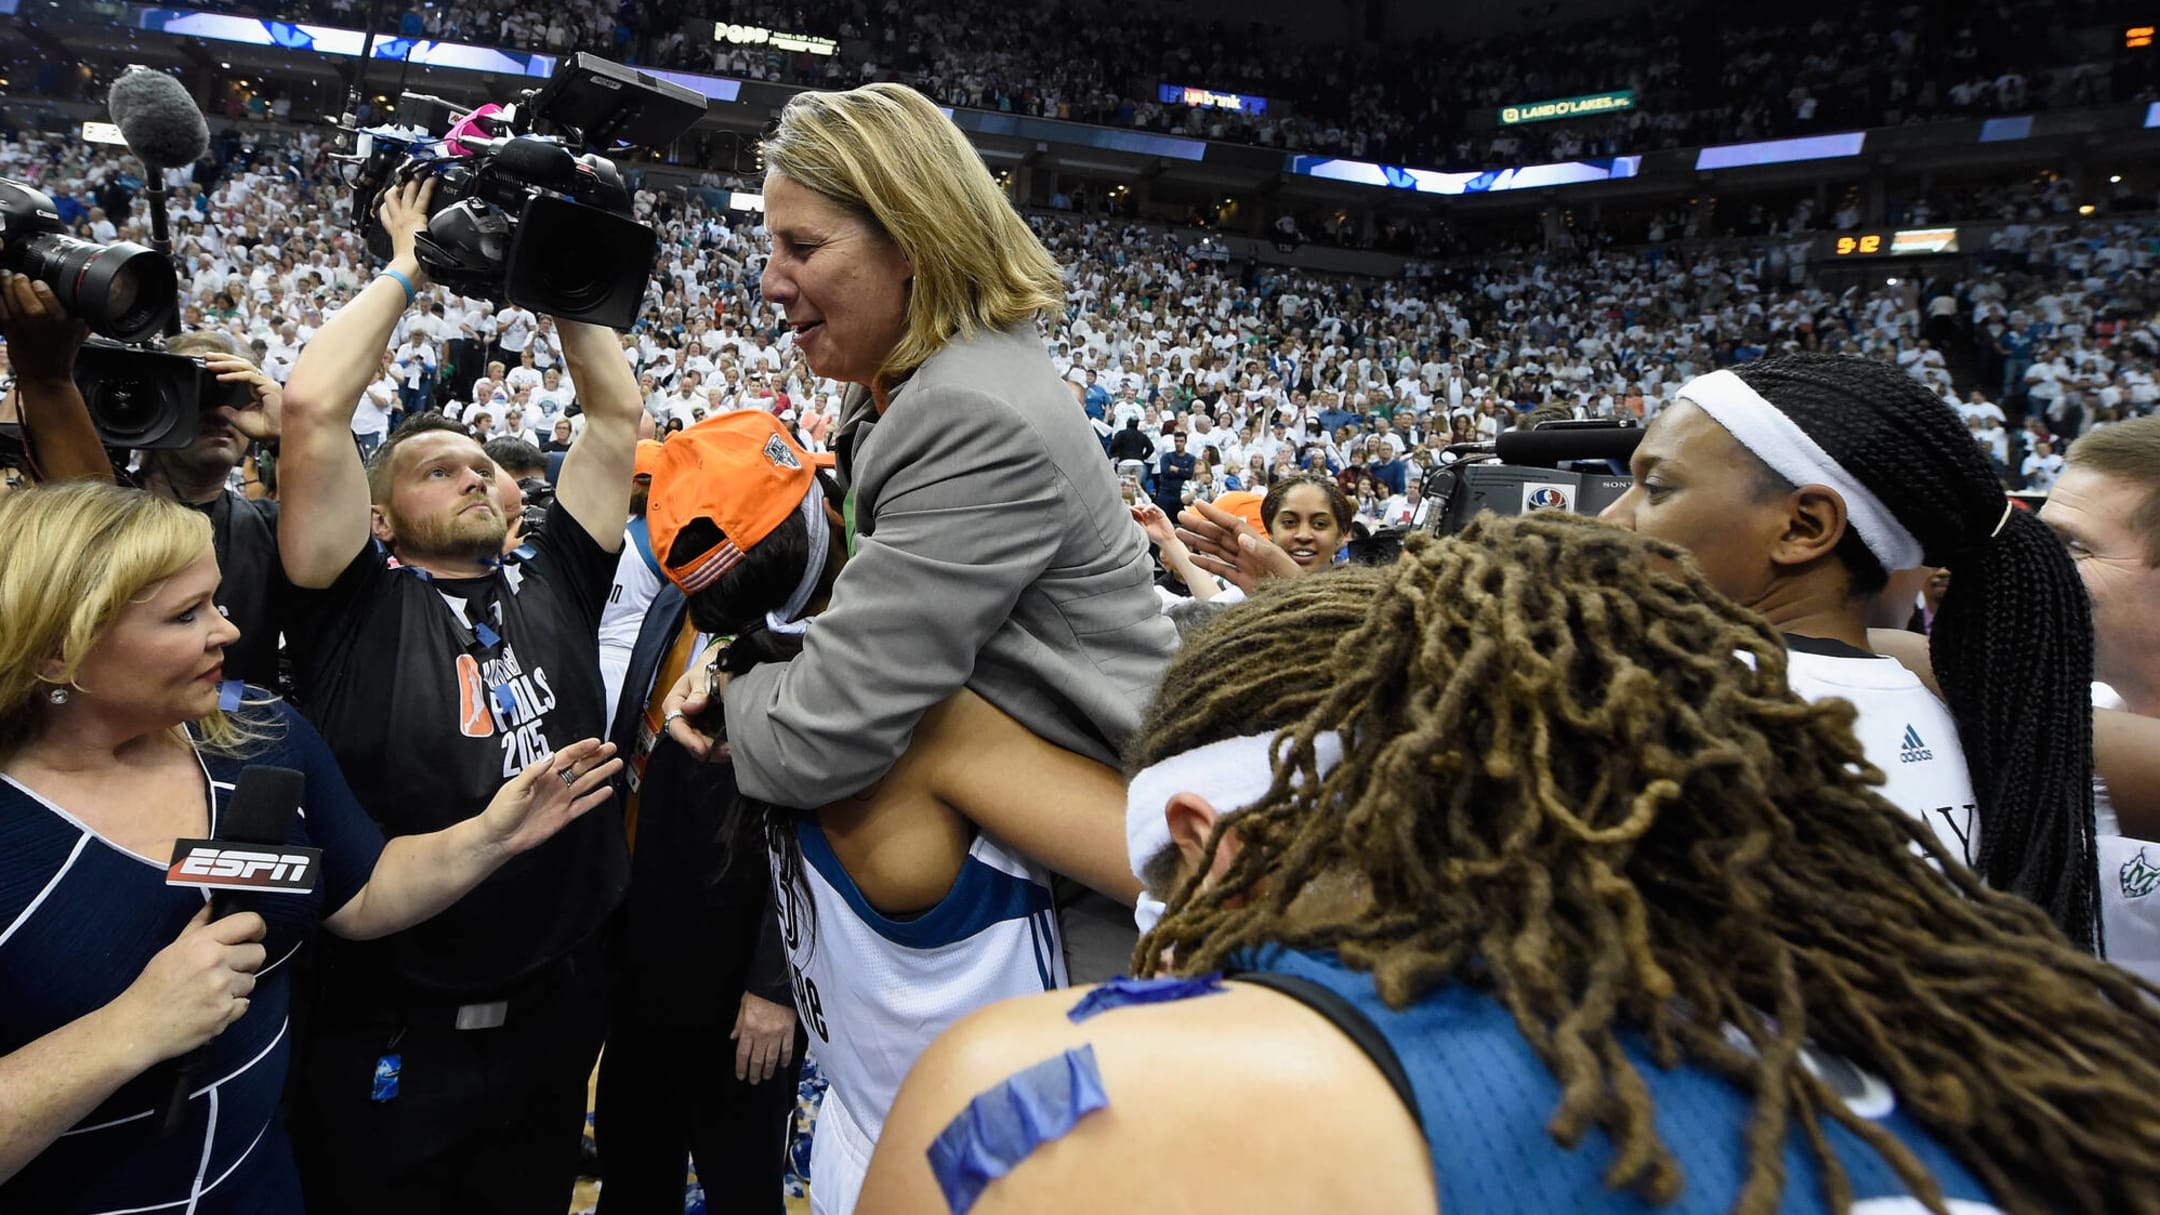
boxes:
[764,434,801,469]
[2122,848,2160,900]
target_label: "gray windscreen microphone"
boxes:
[108,68,210,169]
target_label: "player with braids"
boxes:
[1598,352,2098,951]
[859,515,2160,1215]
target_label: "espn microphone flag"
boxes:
[166,843,321,893]
[158,764,313,1136]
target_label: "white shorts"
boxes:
[808,1089,877,1215]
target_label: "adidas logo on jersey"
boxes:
[1899,725,1933,764]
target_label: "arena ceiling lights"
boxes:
[1693,132,1867,171]
[1284,154,1643,194]
[136,8,559,77]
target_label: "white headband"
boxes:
[1678,369,1925,573]
[1125,730,1344,934]
[765,488,830,637]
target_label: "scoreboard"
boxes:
[1821,228,1962,259]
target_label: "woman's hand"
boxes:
[661,659,732,762]
[731,992,797,1083]
[200,351,282,445]
[1177,498,1302,593]
[104,906,267,1070]
[477,739,621,857]
[1130,501,1180,551]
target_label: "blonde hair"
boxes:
[764,83,1064,382]
[0,482,271,763]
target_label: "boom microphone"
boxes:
[107,67,206,336]
[107,68,210,170]
[157,765,312,1135]
[1492,424,1645,468]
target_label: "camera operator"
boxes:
[132,330,291,692]
[275,177,647,1215]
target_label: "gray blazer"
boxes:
[723,322,1180,807]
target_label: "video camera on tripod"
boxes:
[340,53,706,331]
[1423,419,1645,535]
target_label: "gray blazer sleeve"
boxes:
[722,380,1065,807]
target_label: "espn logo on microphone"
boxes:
[166,840,324,894]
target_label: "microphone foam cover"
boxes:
[108,69,210,169]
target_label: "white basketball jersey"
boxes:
[1784,638,1980,868]
[2092,682,2160,984]
[769,817,1066,1151]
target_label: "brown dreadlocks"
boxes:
[1129,511,2160,1215]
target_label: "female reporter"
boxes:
[664,86,1177,897]
[0,483,619,1213]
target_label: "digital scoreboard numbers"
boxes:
[1828,228,1960,258]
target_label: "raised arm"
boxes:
[550,319,642,550]
[0,270,107,484]
[277,178,434,587]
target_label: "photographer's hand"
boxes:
[0,265,108,484]
[0,270,88,386]
[375,177,436,288]
[199,351,282,446]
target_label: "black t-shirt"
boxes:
[195,490,290,691]
[287,498,628,995]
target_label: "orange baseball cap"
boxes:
[647,411,818,594]
[1212,490,1266,534]
[633,439,666,479]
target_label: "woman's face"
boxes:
[1270,484,1346,570]
[64,544,239,731]
[759,174,914,387]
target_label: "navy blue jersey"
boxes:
[0,699,385,1213]
[1242,948,2003,1215]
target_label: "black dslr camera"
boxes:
[0,178,178,342]
[0,178,239,452]
[343,54,705,330]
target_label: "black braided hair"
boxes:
[1730,354,2099,952]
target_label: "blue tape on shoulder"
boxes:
[217,680,245,712]
[925,1044,1109,1214]
[1065,974,1225,1023]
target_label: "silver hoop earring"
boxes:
[45,686,69,705]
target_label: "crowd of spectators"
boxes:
[161,0,2148,177]
[3,118,2155,520]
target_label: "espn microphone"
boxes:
[157,765,312,1136]
[1492,424,1645,468]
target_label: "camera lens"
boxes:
[87,373,170,446]
[15,232,178,343]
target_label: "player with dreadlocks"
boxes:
[1597,352,2099,952]
[856,513,2160,1215]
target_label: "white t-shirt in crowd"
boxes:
[354,377,399,436]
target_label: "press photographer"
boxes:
[272,55,697,1215]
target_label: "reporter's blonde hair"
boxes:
[764,83,1064,382]
[0,482,272,763]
